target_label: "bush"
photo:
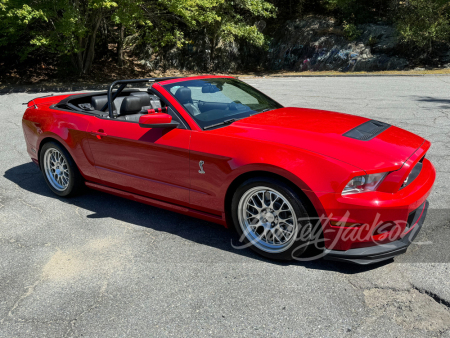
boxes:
[396,0,450,52]
[343,22,361,41]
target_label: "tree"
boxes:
[0,0,122,74]
[182,0,277,66]
[396,0,450,53]
[0,0,277,74]
[132,0,277,69]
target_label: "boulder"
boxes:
[267,17,409,72]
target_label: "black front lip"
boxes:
[323,201,429,265]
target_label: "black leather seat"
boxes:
[131,91,163,110]
[116,96,145,122]
[175,87,193,104]
[174,87,201,116]
[90,95,124,117]
[130,92,151,106]
[91,95,108,111]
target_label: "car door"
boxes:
[86,117,191,206]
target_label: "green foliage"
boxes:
[0,0,276,74]
[368,35,378,47]
[175,0,276,54]
[342,22,361,41]
[323,0,391,24]
[0,0,123,73]
[396,0,450,50]
[318,0,450,54]
[0,1,46,57]
[2,0,450,75]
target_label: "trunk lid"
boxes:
[26,94,73,108]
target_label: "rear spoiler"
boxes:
[23,94,55,108]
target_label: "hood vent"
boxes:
[343,120,391,141]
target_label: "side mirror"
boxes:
[139,113,179,129]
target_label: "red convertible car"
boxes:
[22,75,435,264]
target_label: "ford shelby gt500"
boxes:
[22,76,436,264]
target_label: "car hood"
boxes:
[218,107,425,171]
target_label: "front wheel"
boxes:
[231,177,313,260]
[40,141,84,197]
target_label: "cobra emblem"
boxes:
[198,160,205,174]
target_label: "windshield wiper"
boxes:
[247,108,273,117]
[204,118,239,130]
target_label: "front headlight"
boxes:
[342,173,387,195]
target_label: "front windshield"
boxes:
[163,78,283,129]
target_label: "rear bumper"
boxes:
[323,200,428,265]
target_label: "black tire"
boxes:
[39,141,84,197]
[231,177,313,260]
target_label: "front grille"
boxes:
[343,120,391,141]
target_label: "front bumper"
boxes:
[315,157,435,252]
[323,200,428,265]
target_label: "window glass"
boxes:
[164,78,283,129]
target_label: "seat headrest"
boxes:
[120,96,142,116]
[202,84,220,93]
[175,87,192,104]
[91,95,108,111]
[130,92,151,106]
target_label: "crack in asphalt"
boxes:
[412,286,450,309]
[16,196,43,213]
[0,236,26,248]
[0,279,42,325]
[63,280,109,338]
[344,271,450,333]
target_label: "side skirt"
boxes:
[85,181,227,226]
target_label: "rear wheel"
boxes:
[40,141,84,197]
[231,177,313,260]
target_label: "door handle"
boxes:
[91,130,107,137]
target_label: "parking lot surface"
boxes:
[1,76,450,337]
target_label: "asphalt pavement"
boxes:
[1,76,450,337]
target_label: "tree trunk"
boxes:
[209,36,217,71]
[117,24,125,67]
[82,32,97,74]
[72,12,102,75]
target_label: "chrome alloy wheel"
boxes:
[43,148,70,191]
[238,186,298,253]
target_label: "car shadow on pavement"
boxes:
[4,162,393,274]
[414,96,450,109]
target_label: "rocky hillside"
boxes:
[266,17,450,72]
[140,16,450,74]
